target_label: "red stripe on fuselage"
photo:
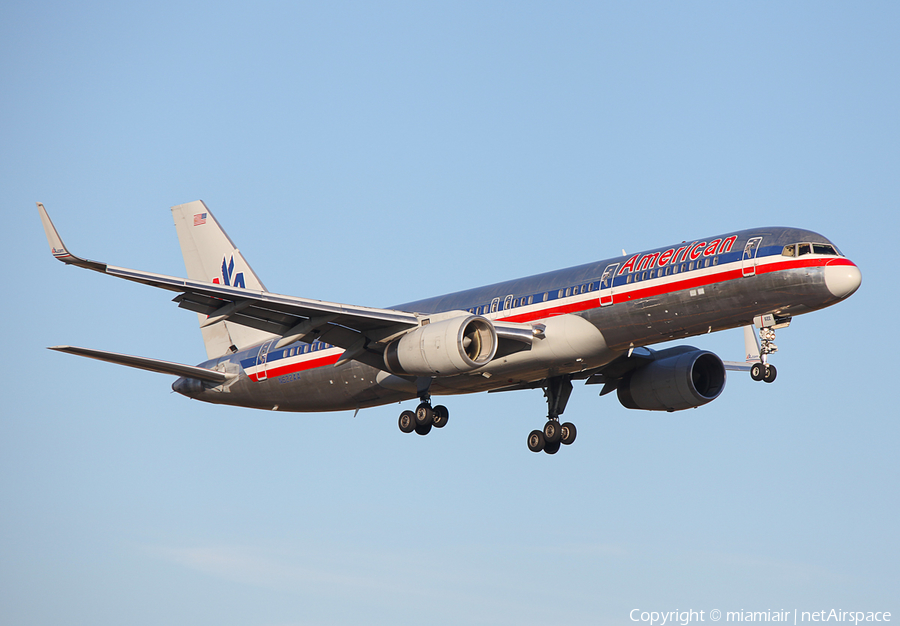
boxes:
[250,255,856,379]
[248,352,341,382]
[498,256,854,324]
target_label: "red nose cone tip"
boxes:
[824,261,862,299]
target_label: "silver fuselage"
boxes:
[173,226,859,412]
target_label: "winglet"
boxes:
[37,203,107,272]
[743,325,761,363]
[723,325,762,372]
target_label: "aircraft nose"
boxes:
[824,260,862,299]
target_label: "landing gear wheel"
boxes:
[763,364,777,383]
[398,410,416,434]
[432,405,449,429]
[415,402,434,427]
[543,420,561,445]
[527,430,545,453]
[414,422,432,436]
[750,363,764,381]
[560,422,577,445]
[544,440,561,455]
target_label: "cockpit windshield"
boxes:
[782,242,841,257]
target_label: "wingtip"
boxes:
[36,202,71,259]
[36,204,108,272]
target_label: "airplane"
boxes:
[38,201,861,454]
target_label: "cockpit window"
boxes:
[812,243,838,255]
[783,242,841,257]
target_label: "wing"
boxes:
[38,203,420,370]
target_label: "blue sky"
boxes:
[1,2,897,624]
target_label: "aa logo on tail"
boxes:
[212,256,245,288]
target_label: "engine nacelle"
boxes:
[384,315,498,376]
[617,347,726,411]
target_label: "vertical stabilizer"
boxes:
[171,201,276,358]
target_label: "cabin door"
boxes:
[599,263,620,306]
[256,340,275,381]
[742,237,762,277]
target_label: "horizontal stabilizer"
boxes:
[48,345,233,383]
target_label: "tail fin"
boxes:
[171,200,276,358]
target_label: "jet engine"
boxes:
[384,315,498,376]
[617,346,726,411]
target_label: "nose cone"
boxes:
[824,260,862,299]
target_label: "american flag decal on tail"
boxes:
[193,213,207,226]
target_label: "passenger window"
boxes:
[713,257,719,266]
[543,293,548,302]
[528,295,534,305]
[688,262,694,271]
[673,265,679,274]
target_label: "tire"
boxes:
[763,364,777,383]
[414,422,433,436]
[415,403,434,427]
[560,422,577,445]
[432,405,449,429]
[750,363,764,381]
[543,420,561,444]
[527,430,545,452]
[544,440,561,455]
[398,410,416,433]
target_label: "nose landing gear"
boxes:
[749,324,779,383]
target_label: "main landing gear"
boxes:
[750,326,778,383]
[398,379,449,437]
[398,401,449,436]
[527,376,578,455]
